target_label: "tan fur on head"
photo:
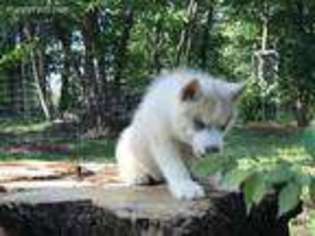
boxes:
[181,79,200,101]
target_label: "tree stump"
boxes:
[0,183,301,236]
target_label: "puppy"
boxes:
[116,69,244,200]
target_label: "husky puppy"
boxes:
[116,69,244,200]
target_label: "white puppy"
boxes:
[116,69,244,200]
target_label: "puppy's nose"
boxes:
[205,146,220,154]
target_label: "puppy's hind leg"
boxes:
[116,129,161,185]
[116,146,148,185]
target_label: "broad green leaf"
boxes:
[267,167,293,185]
[278,182,301,217]
[222,168,254,189]
[243,174,268,214]
[309,178,315,202]
[303,130,315,158]
[244,174,268,203]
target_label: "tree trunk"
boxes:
[176,0,198,66]
[55,21,72,113]
[23,23,51,120]
[8,66,23,114]
[30,50,51,120]
[199,4,214,70]
[7,30,24,115]
[59,40,71,113]
[292,1,314,127]
[151,18,163,73]
[36,44,47,99]
[21,61,27,115]
[295,97,313,127]
[0,184,301,236]
[81,10,103,131]
[113,1,134,88]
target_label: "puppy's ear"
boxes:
[229,81,246,102]
[181,79,201,101]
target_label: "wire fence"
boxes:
[0,77,140,161]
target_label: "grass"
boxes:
[0,118,314,235]
[0,139,116,161]
[0,119,52,135]
[0,118,116,162]
[1,119,311,161]
[195,125,311,176]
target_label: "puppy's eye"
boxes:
[194,119,206,130]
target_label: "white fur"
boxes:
[116,69,243,200]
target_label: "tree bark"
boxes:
[6,30,23,114]
[55,19,72,113]
[295,97,313,127]
[199,4,214,69]
[0,184,301,236]
[113,1,134,88]
[176,0,198,65]
[8,65,22,114]
[81,9,103,130]
[151,18,163,73]
[23,22,51,120]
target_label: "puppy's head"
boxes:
[176,77,245,158]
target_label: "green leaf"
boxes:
[243,174,268,214]
[244,174,268,204]
[278,182,301,217]
[267,166,294,185]
[309,178,315,202]
[222,168,254,189]
[303,130,315,158]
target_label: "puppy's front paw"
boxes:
[169,180,205,200]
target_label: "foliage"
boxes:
[0,0,313,127]
[276,1,315,127]
[0,41,37,69]
[196,125,315,217]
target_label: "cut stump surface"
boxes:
[0,162,302,236]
